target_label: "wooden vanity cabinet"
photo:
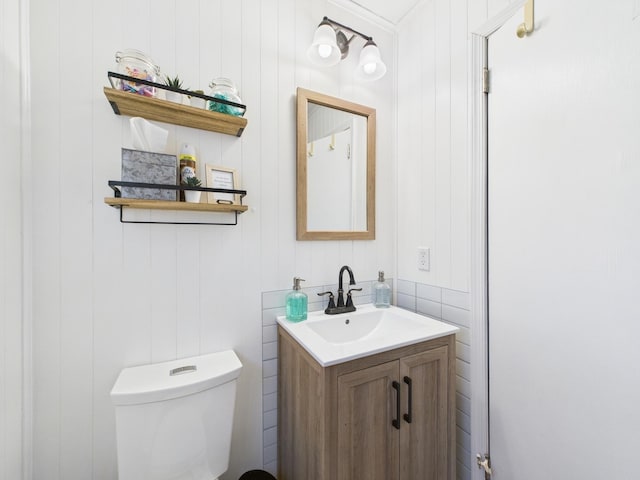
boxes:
[277,327,456,480]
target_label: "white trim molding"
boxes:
[468,1,526,478]
[468,29,489,480]
[328,0,397,32]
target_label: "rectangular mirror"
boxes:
[296,88,376,240]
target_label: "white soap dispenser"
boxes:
[373,270,391,308]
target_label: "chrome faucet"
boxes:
[318,265,362,314]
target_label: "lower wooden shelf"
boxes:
[104,197,248,213]
[104,198,248,225]
[105,180,248,225]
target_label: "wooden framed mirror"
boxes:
[296,88,376,240]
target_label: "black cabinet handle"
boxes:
[392,381,400,430]
[403,376,412,424]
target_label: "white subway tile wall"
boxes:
[409,281,472,480]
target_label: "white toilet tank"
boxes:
[111,350,242,480]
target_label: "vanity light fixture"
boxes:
[307,16,387,81]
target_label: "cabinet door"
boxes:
[337,360,400,480]
[399,346,451,480]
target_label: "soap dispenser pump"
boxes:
[373,270,391,308]
[286,277,308,322]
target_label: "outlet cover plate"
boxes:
[418,247,430,271]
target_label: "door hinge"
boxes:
[476,453,492,479]
[483,68,490,94]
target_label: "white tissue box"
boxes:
[121,148,177,200]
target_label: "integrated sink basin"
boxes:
[277,304,459,366]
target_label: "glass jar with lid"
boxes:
[207,77,245,117]
[115,49,160,97]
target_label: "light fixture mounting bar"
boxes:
[321,16,373,42]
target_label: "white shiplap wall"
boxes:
[28,1,395,479]
[396,0,509,292]
[0,0,26,478]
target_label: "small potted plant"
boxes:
[183,175,202,203]
[189,89,206,109]
[164,74,186,103]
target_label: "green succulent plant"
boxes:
[183,176,202,187]
[164,74,184,90]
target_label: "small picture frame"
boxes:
[205,164,239,205]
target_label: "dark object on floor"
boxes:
[239,470,277,480]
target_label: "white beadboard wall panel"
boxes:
[90,3,128,477]
[396,2,431,288]
[31,0,63,476]
[1,0,25,478]
[397,0,511,292]
[258,0,280,291]
[433,0,453,289]
[28,0,395,479]
[397,0,431,286]
[417,0,437,286]
[58,1,95,477]
[450,0,470,293]
[275,0,298,289]
[176,230,201,359]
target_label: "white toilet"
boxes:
[111,350,242,480]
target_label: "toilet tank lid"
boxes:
[110,349,242,406]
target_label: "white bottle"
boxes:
[373,270,391,308]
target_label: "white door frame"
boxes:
[468,1,527,478]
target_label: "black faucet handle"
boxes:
[346,288,362,308]
[318,291,336,310]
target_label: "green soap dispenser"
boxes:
[286,277,308,322]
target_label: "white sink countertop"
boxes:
[276,304,459,367]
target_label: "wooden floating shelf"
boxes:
[104,197,249,214]
[103,87,247,137]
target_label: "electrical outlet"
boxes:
[418,247,430,271]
